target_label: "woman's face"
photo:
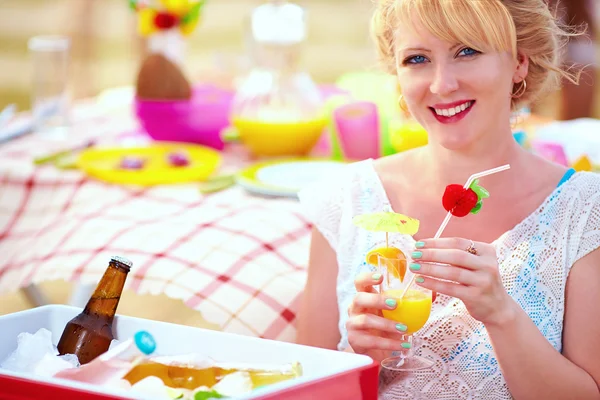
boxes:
[395,23,527,151]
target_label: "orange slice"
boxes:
[366,247,407,282]
[366,246,405,265]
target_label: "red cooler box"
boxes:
[0,305,378,400]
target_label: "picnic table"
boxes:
[0,92,311,342]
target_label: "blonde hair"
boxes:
[371,0,581,108]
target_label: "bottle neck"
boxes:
[252,42,302,74]
[84,262,129,319]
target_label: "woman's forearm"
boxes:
[486,299,600,399]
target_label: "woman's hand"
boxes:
[409,238,516,327]
[346,272,410,361]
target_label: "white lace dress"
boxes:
[298,159,600,399]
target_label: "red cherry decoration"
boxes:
[442,184,479,217]
[442,184,463,212]
[154,12,179,29]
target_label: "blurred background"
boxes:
[1,0,598,119]
[0,0,377,109]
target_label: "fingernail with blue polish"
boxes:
[395,323,407,332]
[409,263,421,271]
[372,273,382,281]
[415,241,425,248]
[412,251,422,259]
[401,342,412,349]
[416,276,425,283]
[385,299,397,308]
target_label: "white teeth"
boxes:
[434,101,472,117]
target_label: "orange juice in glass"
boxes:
[377,253,434,371]
[381,288,431,335]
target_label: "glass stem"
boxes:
[403,334,415,359]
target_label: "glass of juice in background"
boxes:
[377,253,434,371]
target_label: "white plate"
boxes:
[236,159,347,198]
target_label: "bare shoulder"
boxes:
[527,153,569,188]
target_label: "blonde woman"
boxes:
[297,0,600,398]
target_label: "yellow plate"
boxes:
[77,143,221,186]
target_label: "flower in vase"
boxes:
[130,0,205,37]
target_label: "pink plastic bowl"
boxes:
[134,84,234,150]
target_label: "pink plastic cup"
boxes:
[333,101,380,160]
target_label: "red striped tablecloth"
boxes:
[0,99,312,342]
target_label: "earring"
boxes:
[398,94,408,112]
[511,79,527,99]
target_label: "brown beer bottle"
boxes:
[57,256,132,364]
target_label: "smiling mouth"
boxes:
[428,100,475,123]
[431,101,474,117]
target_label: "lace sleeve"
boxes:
[569,173,600,265]
[297,168,348,252]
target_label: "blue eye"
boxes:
[406,55,428,64]
[458,47,479,57]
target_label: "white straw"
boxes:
[399,164,511,299]
[461,164,511,191]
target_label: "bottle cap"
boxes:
[111,256,133,270]
[134,331,157,355]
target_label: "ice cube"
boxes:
[58,353,80,368]
[130,376,177,399]
[211,371,253,397]
[1,328,57,373]
[33,353,77,377]
[108,339,122,351]
[112,379,133,390]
